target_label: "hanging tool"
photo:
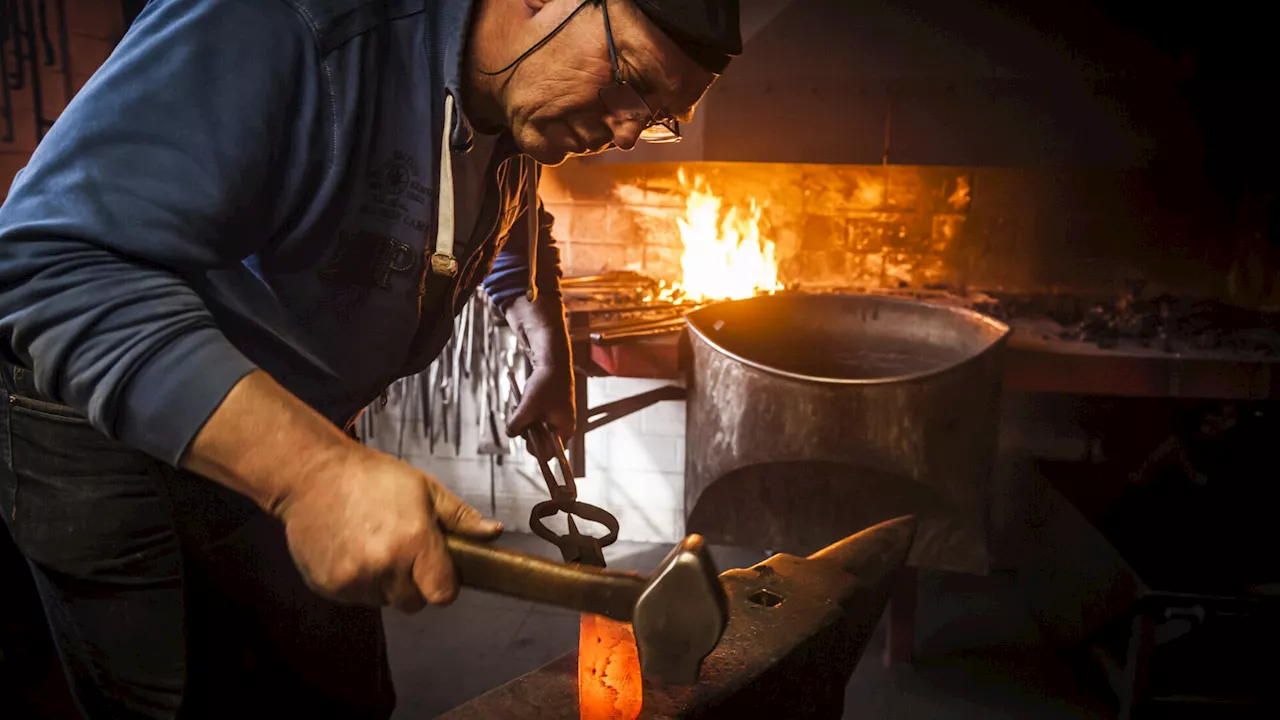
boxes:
[425,361,439,452]
[450,311,466,455]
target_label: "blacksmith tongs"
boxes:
[506,368,619,567]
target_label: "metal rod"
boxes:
[1,1,15,143]
[592,323,685,346]
[589,315,687,337]
[570,300,701,315]
[572,311,691,337]
[584,385,687,433]
[54,0,71,110]
[568,309,591,478]
[21,0,49,140]
[8,0,25,90]
[560,271,653,287]
[450,317,464,454]
[488,456,497,518]
[37,0,54,65]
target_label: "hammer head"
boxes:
[632,534,728,686]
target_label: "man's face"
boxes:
[501,0,717,166]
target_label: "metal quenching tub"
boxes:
[683,293,1011,574]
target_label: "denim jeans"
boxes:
[0,364,395,719]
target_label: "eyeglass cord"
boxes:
[477,0,597,77]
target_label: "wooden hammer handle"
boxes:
[446,536,645,621]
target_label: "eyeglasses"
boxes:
[596,0,681,144]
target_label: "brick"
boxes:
[608,431,682,475]
[596,377,670,402]
[607,202,644,243]
[584,428,616,473]
[490,460,559,502]
[639,399,686,437]
[456,491,496,517]
[571,204,609,241]
[536,170,572,202]
[71,73,96,96]
[572,472,609,508]
[605,505,683,544]
[3,63,68,113]
[931,213,964,246]
[599,470,683,513]
[882,252,920,286]
[542,202,573,238]
[0,153,33,200]
[491,494,536,535]
[67,32,116,76]
[844,216,885,253]
[561,241,634,275]
[586,424,683,477]
[421,455,495,497]
[802,214,845,251]
[642,244,680,279]
[65,0,124,40]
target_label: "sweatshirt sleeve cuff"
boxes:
[113,327,258,467]
[482,241,563,310]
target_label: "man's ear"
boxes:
[524,0,554,11]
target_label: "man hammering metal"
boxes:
[0,0,741,716]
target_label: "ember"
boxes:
[578,614,643,720]
[972,286,1280,356]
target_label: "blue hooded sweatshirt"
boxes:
[0,0,561,466]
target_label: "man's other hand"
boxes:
[186,371,502,613]
[501,292,576,456]
[506,363,576,453]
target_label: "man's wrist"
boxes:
[504,293,572,367]
[184,369,355,517]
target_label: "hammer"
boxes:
[446,534,728,685]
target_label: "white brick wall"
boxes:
[366,376,688,545]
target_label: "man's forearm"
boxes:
[182,371,501,611]
[501,290,576,440]
[504,292,571,368]
[183,369,353,515]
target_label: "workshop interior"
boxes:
[3,0,1279,718]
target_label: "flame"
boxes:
[669,169,782,303]
[579,613,643,720]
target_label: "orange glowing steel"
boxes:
[578,613,643,720]
[669,169,782,303]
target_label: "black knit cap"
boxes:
[632,0,742,74]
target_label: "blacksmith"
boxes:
[0,0,740,716]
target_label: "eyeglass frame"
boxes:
[596,0,681,143]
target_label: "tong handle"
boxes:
[507,367,576,499]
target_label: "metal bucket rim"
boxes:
[683,292,1012,386]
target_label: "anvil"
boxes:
[437,515,917,720]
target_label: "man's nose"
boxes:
[604,114,642,151]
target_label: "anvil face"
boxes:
[438,516,917,720]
